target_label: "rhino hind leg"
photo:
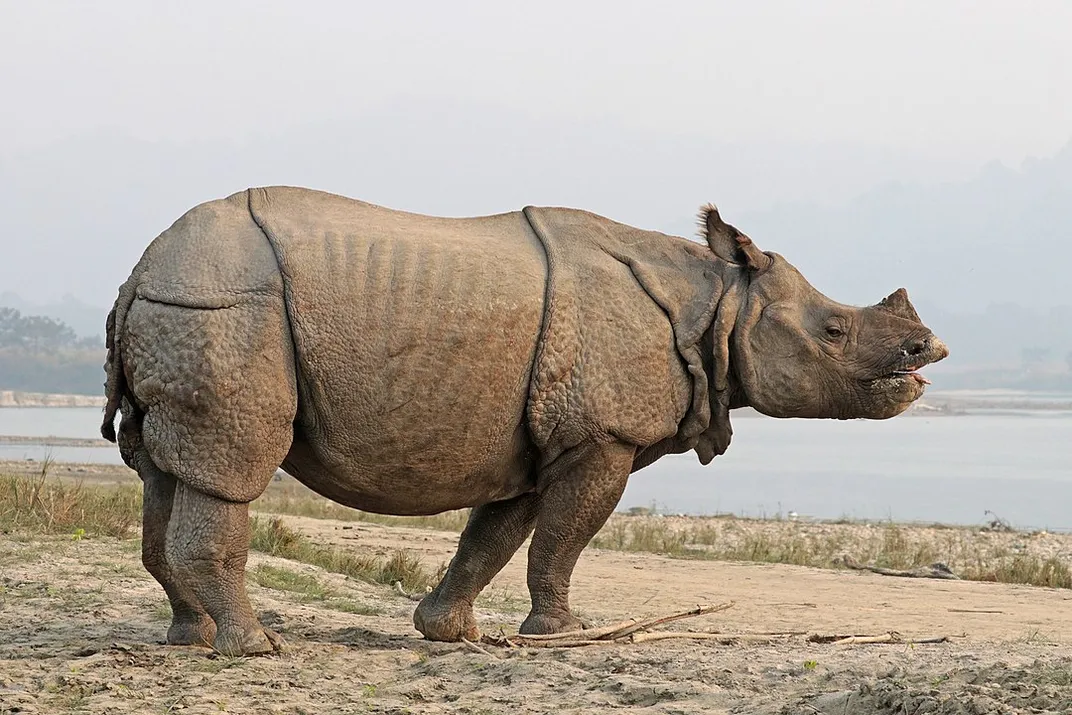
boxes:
[140,456,217,646]
[414,493,540,641]
[519,441,634,635]
[165,482,283,656]
[120,296,297,655]
[116,404,214,646]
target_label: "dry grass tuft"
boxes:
[0,462,140,538]
[591,516,1072,590]
[4,467,1069,591]
[249,516,438,593]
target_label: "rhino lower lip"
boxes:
[892,370,931,385]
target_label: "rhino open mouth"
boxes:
[870,363,934,391]
[890,369,931,385]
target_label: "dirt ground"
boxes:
[2,513,1071,715]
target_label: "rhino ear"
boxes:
[875,287,922,324]
[699,204,771,271]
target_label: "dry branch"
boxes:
[479,602,736,649]
[460,637,498,658]
[808,631,950,646]
[839,555,960,580]
[947,608,1004,614]
[393,581,427,601]
[628,632,780,645]
[508,617,639,642]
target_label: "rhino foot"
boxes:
[518,610,586,636]
[166,615,216,648]
[413,592,480,642]
[213,625,286,657]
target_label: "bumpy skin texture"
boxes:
[102,187,947,652]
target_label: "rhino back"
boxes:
[249,187,546,508]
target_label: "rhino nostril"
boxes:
[905,338,927,357]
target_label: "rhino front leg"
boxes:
[520,441,634,635]
[166,482,282,656]
[414,493,540,641]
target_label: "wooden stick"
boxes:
[600,602,735,640]
[831,632,949,646]
[481,602,738,649]
[840,555,960,580]
[834,633,898,645]
[507,617,638,642]
[628,632,774,645]
[393,581,426,602]
[460,638,498,657]
[947,608,1004,614]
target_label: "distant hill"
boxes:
[724,141,1072,315]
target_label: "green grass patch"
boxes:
[248,563,382,613]
[249,516,438,593]
[250,564,333,601]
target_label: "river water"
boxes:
[1,407,1070,531]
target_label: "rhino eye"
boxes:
[825,325,845,339]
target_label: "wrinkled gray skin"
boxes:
[101,187,948,656]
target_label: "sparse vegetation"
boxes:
[249,563,383,615]
[589,515,1072,589]
[2,469,1069,590]
[0,463,140,538]
[249,516,439,593]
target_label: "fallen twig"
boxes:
[460,638,498,658]
[628,632,783,645]
[600,602,736,640]
[393,581,428,602]
[808,632,949,646]
[839,555,960,580]
[947,608,1004,614]
[508,617,639,642]
[480,602,736,648]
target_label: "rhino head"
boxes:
[702,205,948,422]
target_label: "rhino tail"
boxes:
[101,278,137,442]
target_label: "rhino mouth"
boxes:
[889,368,931,385]
[868,363,934,396]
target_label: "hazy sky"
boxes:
[3,1,1071,163]
[2,2,1072,313]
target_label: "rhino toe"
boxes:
[519,610,586,636]
[213,625,285,657]
[413,592,480,642]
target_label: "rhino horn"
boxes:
[699,204,772,272]
[875,287,922,324]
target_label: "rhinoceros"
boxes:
[101,186,947,656]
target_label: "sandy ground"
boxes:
[2,513,1071,715]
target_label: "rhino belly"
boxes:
[251,187,548,514]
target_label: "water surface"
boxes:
[2,407,1069,530]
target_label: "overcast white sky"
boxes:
[3,1,1070,164]
[1,1,1071,312]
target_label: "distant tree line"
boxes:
[0,308,104,394]
[0,308,102,351]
